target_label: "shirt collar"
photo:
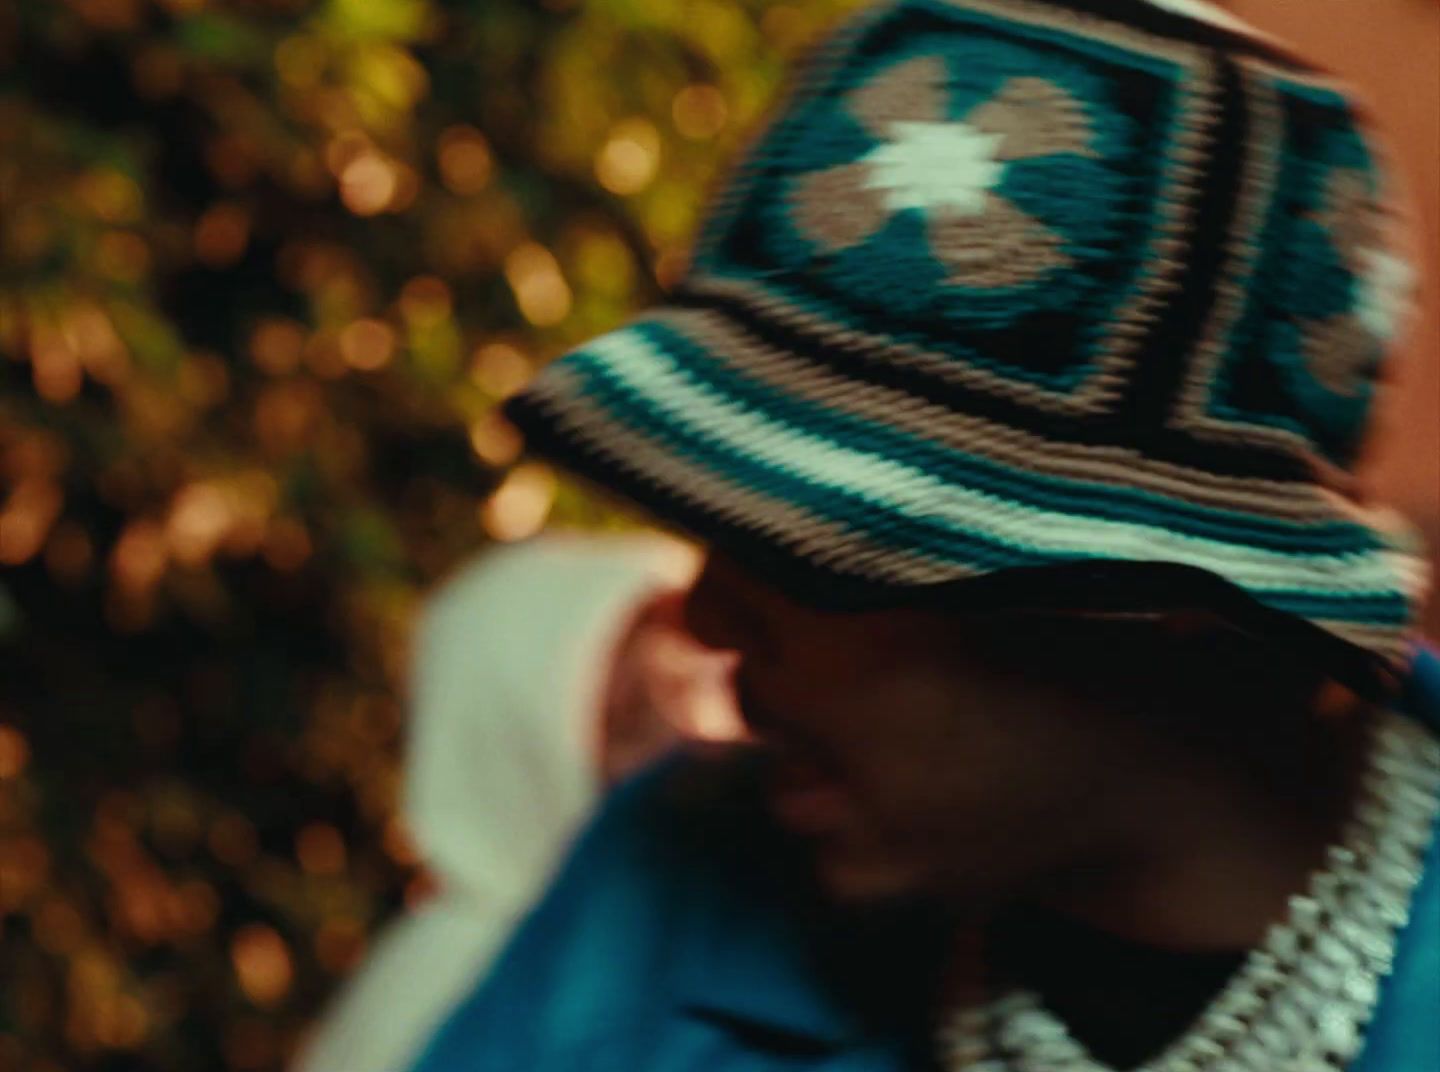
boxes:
[681,909,876,1050]
[657,761,944,1055]
[666,836,863,1049]
[645,751,871,1051]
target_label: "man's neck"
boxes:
[989,907,1249,1069]
[1033,689,1372,950]
[943,692,1376,1062]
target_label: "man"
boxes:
[409,0,1440,1068]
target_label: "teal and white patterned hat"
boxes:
[504,0,1427,687]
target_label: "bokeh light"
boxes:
[338,319,397,371]
[194,203,252,268]
[0,725,30,779]
[231,925,294,1008]
[467,411,524,468]
[595,117,662,196]
[469,341,532,400]
[481,463,557,543]
[672,85,730,140]
[295,823,347,877]
[504,242,573,327]
[437,125,493,195]
[339,153,400,216]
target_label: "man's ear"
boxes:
[639,587,689,632]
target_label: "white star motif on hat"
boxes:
[1354,246,1413,341]
[789,58,1092,288]
[860,120,1007,215]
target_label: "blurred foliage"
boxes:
[0,0,861,1068]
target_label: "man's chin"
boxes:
[808,843,933,909]
[807,850,954,987]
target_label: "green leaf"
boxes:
[173,13,274,66]
[321,0,432,43]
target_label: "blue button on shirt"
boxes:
[411,651,1440,1072]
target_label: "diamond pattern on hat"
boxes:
[701,18,1173,394]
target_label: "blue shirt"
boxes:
[411,651,1440,1071]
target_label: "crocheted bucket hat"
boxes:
[504,0,1427,687]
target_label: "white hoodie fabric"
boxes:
[296,533,702,1072]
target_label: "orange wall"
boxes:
[1226,0,1440,635]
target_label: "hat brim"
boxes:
[502,305,1426,684]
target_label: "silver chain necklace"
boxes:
[936,707,1440,1072]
